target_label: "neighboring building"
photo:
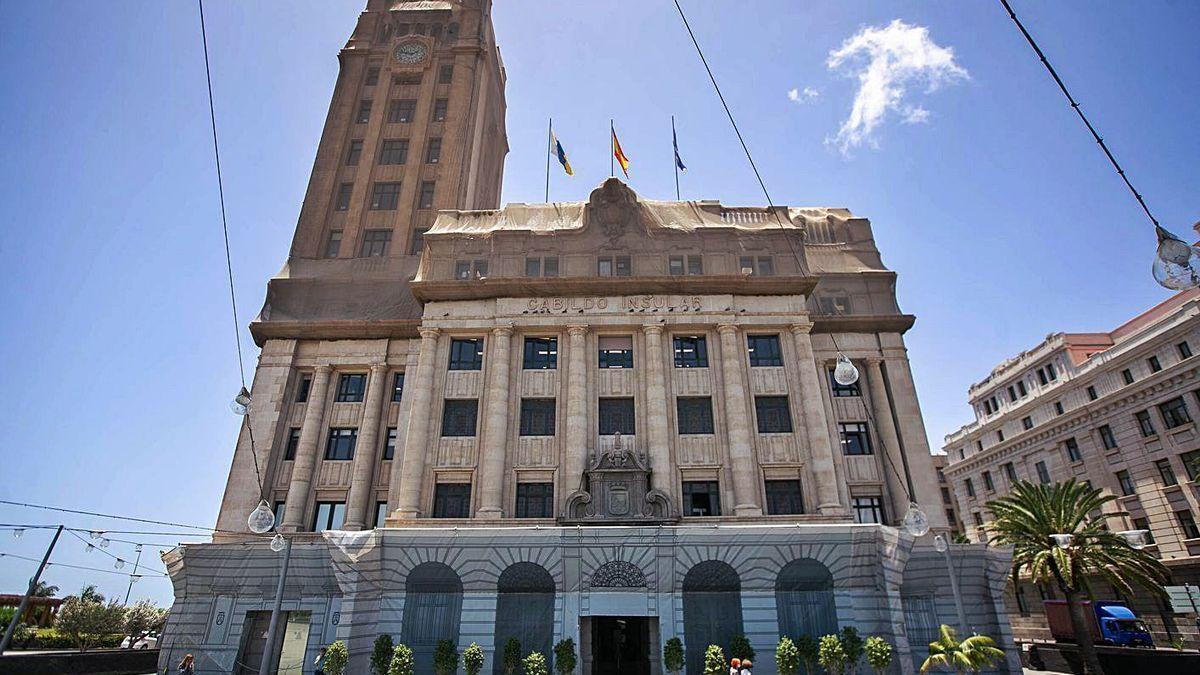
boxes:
[0,594,62,629]
[158,2,1018,674]
[943,289,1200,644]
[931,454,963,537]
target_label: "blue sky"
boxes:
[0,1,1196,606]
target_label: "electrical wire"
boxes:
[0,525,210,548]
[0,499,247,535]
[65,529,172,577]
[0,552,169,579]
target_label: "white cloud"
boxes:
[787,86,821,104]
[826,19,968,154]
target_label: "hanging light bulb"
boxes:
[247,499,276,534]
[12,528,24,539]
[1116,529,1149,550]
[1152,226,1200,290]
[270,533,286,552]
[85,543,95,553]
[833,353,859,386]
[230,386,252,416]
[114,559,125,570]
[99,538,111,549]
[130,575,141,584]
[932,534,948,553]
[1049,533,1074,549]
[902,502,930,537]
[89,530,103,540]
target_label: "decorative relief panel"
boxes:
[749,367,788,395]
[317,461,353,487]
[589,560,647,588]
[289,404,307,426]
[832,397,868,421]
[676,436,718,465]
[437,438,477,467]
[376,462,392,487]
[521,370,559,398]
[671,368,712,396]
[596,434,637,454]
[329,403,362,427]
[516,437,557,467]
[276,462,294,486]
[444,371,482,398]
[844,455,881,483]
[597,369,635,397]
[756,434,797,464]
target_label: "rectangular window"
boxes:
[755,396,793,433]
[765,480,804,515]
[433,98,448,122]
[829,368,861,397]
[453,259,488,280]
[393,72,422,86]
[1157,459,1178,486]
[1022,416,1033,431]
[597,255,631,277]
[747,335,783,367]
[1179,342,1193,359]
[284,427,301,461]
[1122,369,1135,385]
[418,181,436,209]
[1037,368,1048,386]
[1176,510,1200,539]
[1054,401,1064,416]
[518,398,556,436]
[739,255,774,276]
[365,66,380,86]
[324,230,343,258]
[448,338,484,370]
[668,254,703,275]
[515,483,554,518]
[432,483,471,518]
[1018,381,1027,397]
[983,471,995,491]
[336,374,367,402]
[375,501,388,529]
[346,139,363,165]
[997,430,1005,443]
[1035,461,1051,484]
[438,64,454,84]
[524,256,559,278]
[673,335,708,368]
[392,373,405,402]
[1008,386,1018,403]
[370,182,402,210]
[1003,462,1018,483]
[296,374,312,403]
[425,138,442,164]
[598,336,633,369]
[387,99,416,123]
[441,400,478,437]
[356,99,372,123]
[1132,517,1154,545]
[1064,437,1082,463]
[1087,385,1098,401]
[523,337,558,370]
[1148,356,1163,373]
[965,478,976,497]
[324,428,358,460]
[1116,470,1135,497]
[1099,424,1118,450]
[1135,410,1157,437]
[853,496,885,524]
[274,501,286,526]
[598,397,635,435]
[1047,363,1058,381]
[1016,585,1031,617]
[379,139,408,165]
[360,229,392,257]
[1159,397,1192,429]
[682,481,721,516]
[312,502,346,532]
[941,487,953,505]
[839,422,872,455]
[676,397,715,435]
[383,427,397,460]
[1182,450,1200,481]
[335,182,354,211]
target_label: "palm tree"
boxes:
[920,625,1004,674]
[32,581,58,597]
[986,479,1168,675]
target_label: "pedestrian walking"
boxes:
[177,653,195,674]
[729,657,741,675]
[315,646,328,675]
[739,659,753,675]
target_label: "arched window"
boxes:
[401,562,463,675]
[682,561,743,675]
[775,558,837,640]
[493,563,555,674]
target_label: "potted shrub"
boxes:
[729,635,755,663]
[523,652,549,675]
[503,638,522,675]
[463,643,485,675]
[818,634,847,675]
[840,627,864,675]
[795,635,818,675]
[388,644,415,675]
[554,638,577,675]
[776,637,799,675]
[324,641,349,675]
[663,637,685,675]
[434,640,459,675]
[372,635,395,675]
[703,644,726,675]
[864,636,893,675]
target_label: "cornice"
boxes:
[409,275,820,302]
[249,319,421,346]
[810,314,916,335]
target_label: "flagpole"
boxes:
[545,117,552,203]
[672,115,680,200]
[610,119,615,178]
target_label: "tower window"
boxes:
[1064,437,1082,463]
[1159,397,1192,429]
[1156,459,1177,486]
[1148,356,1162,373]
[747,335,783,367]
[379,140,408,165]
[295,375,312,403]
[668,255,703,275]
[448,338,484,371]
[387,99,417,123]
[1178,341,1193,359]
[739,255,775,276]
[433,98,448,122]
[441,399,479,437]
[365,66,380,86]
[356,100,373,123]
[425,138,442,164]
[676,397,714,435]
[335,182,354,211]
[515,483,553,518]
[829,368,861,397]
[336,373,367,402]
[596,255,631,277]
[1099,424,1118,450]
[1035,461,1051,484]
[765,480,804,515]
[324,230,342,259]
[284,428,300,461]
[518,399,556,436]
[418,181,436,209]
[524,256,559,277]
[673,335,708,368]
[438,64,454,84]
[852,496,885,524]
[598,397,635,435]
[454,260,488,280]
[598,336,633,369]
[346,140,363,166]
[360,229,392,257]
[312,502,346,532]
[383,427,397,460]
[755,396,793,433]
[1116,470,1135,497]
[1135,410,1156,437]
[1086,385,1098,401]
[682,481,721,516]
[392,372,405,402]
[838,422,872,455]
[324,428,358,461]
[523,337,558,370]
[1121,369,1134,385]
[432,483,471,518]
[370,182,402,210]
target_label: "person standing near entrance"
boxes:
[729,657,741,675]
[739,659,753,675]
[314,646,328,675]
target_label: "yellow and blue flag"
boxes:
[551,132,573,176]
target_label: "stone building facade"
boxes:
[157,1,1019,674]
[943,289,1200,645]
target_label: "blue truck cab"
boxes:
[1093,601,1154,647]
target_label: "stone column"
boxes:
[562,325,589,499]
[394,328,441,520]
[344,364,389,530]
[476,325,514,518]
[716,323,762,516]
[865,358,909,524]
[281,365,333,531]
[641,325,673,497]
[789,324,844,514]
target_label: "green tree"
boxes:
[388,644,415,675]
[434,640,459,675]
[324,641,349,675]
[122,599,167,647]
[776,636,800,675]
[32,581,59,597]
[0,609,33,647]
[663,637,685,675]
[554,638,577,675]
[502,638,523,675]
[703,644,725,675]
[523,652,548,675]
[463,643,485,675]
[919,625,1004,674]
[840,627,864,675]
[817,634,846,675]
[728,634,755,662]
[987,479,1167,675]
[863,637,892,675]
[75,585,105,604]
[372,635,395,675]
[55,596,126,652]
[795,635,819,675]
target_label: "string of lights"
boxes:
[0,499,230,533]
[63,528,171,577]
[0,524,208,549]
[0,552,168,579]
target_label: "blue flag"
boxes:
[673,126,687,172]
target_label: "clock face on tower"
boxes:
[393,41,428,65]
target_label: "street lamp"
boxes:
[247,500,276,535]
[933,534,969,633]
[902,503,931,537]
[833,354,860,386]
[1050,534,1074,549]
[230,386,252,416]
[1116,529,1150,550]
[1153,227,1200,290]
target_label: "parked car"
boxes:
[1044,600,1154,647]
[120,631,159,649]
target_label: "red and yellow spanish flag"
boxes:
[612,125,631,177]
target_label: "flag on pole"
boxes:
[550,132,573,176]
[673,125,687,173]
[612,127,631,177]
